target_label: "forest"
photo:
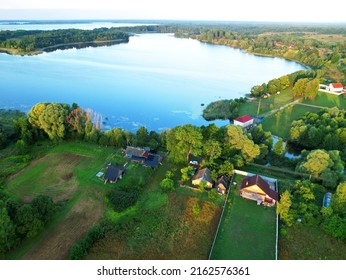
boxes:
[0,28,129,53]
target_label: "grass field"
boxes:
[262,104,321,139]
[302,91,346,110]
[4,141,223,260]
[279,224,346,260]
[210,174,277,260]
[239,89,296,117]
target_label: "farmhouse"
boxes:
[192,168,213,189]
[234,115,254,128]
[329,83,343,93]
[216,175,229,195]
[240,175,278,206]
[104,165,125,184]
[125,146,162,168]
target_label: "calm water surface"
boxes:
[0,32,306,131]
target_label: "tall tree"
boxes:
[225,125,260,163]
[203,140,222,163]
[277,190,294,226]
[167,125,203,164]
[38,103,69,141]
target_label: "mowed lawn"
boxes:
[210,174,277,260]
[262,104,320,139]
[302,91,346,110]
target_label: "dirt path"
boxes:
[261,99,300,118]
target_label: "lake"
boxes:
[0,27,306,131]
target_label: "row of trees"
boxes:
[166,124,260,167]
[250,69,321,98]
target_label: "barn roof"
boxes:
[331,83,343,88]
[234,114,253,123]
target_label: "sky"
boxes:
[0,0,345,22]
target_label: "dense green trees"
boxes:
[225,125,260,163]
[166,124,203,164]
[202,98,246,121]
[289,108,346,152]
[0,194,57,256]
[0,28,129,53]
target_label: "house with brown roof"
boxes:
[216,175,229,195]
[240,175,278,206]
[192,168,213,189]
[233,115,254,128]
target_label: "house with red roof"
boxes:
[329,83,343,94]
[240,175,278,206]
[234,114,254,128]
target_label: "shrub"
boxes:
[108,190,139,212]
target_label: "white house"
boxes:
[234,115,254,128]
[329,83,343,94]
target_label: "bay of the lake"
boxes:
[0,32,306,131]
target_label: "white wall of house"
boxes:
[234,119,253,127]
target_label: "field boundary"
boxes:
[208,175,234,260]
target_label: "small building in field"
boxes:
[240,175,278,206]
[329,83,343,94]
[216,175,229,195]
[104,165,125,184]
[192,168,213,189]
[234,115,254,128]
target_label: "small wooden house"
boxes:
[216,175,229,195]
[192,168,213,189]
[104,165,125,184]
[240,175,278,206]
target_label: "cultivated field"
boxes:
[210,174,277,260]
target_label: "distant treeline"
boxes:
[0,28,129,53]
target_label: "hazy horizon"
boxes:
[0,0,345,23]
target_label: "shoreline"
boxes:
[0,38,129,56]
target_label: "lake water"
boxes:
[0,27,306,131]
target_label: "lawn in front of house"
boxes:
[210,174,277,260]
